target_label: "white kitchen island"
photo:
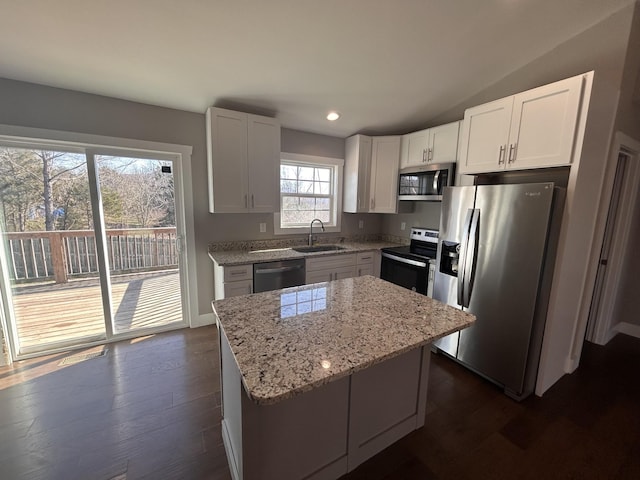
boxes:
[212,276,474,480]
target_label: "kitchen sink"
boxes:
[292,245,346,253]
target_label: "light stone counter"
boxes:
[213,275,475,406]
[208,241,400,266]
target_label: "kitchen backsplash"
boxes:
[209,233,408,252]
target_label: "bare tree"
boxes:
[34,150,85,231]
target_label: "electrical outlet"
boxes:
[401,222,406,231]
[358,220,364,229]
[259,223,266,233]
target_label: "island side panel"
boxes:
[347,346,431,471]
[219,328,350,480]
[220,328,244,480]
[241,378,350,480]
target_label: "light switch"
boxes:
[358,220,364,229]
[259,223,267,233]
[401,222,406,230]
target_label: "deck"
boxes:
[11,270,183,352]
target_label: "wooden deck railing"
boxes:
[5,227,178,284]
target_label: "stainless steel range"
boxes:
[380,228,438,296]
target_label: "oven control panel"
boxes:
[409,228,438,244]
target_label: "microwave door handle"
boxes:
[433,170,440,193]
[457,209,473,306]
[462,209,480,308]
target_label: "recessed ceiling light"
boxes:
[326,111,340,121]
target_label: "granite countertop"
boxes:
[209,241,400,266]
[213,276,475,405]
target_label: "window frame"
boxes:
[274,153,344,235]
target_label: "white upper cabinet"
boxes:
[429,121,460,165]
[458,74,585,174]
[400,129,429,168]
[343,135,372,213]
[507,76,583,170]
[344,135,400,214]
[247,115,281,212]
[369,136,401,213]
[206,107,280,213]
[459,97,513,174]
[400,122,460,169]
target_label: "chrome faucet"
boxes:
[308,218,325,246]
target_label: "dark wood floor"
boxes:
[0,326,638,480]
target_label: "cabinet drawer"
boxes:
[224,279,253,298]
[356,251,375,265]
[223,264,253,282]
[306,253,356,272]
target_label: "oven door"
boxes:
[380,252,429,295]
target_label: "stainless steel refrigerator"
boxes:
[433,182,564,400]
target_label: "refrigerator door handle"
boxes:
[457,209,474,306]
[462,209,480,308]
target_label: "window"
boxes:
[275,153,343,234]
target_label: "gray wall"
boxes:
[612,3,640,331]
[613,189,640,328]
[428,4,634,128]
[379,4,639,240]
[0,79,364,318]
[614,2,640,139]
[380,202,442,240]
[0,2,637,326]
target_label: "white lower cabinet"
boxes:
[213,262,253,300]
[305,251,380,284]
[355,251,377,277]
[305,254,357,284]
[214,250,382,300]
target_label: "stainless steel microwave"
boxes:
[398,163,455,201]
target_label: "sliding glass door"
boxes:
[0,144,188,358]
[94,153,184,336]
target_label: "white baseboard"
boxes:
[615,322,640,339]
[190,312,215,328]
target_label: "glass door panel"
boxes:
[0,147,107,354]
[95,155,185,335]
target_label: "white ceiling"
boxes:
[0,0,634,137]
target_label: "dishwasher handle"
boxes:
[254,265,304,275]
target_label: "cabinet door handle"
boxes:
[251,194,255,208]
[422,148,427,162]
[498,145,506,165]
[428,147,433,162]
[244,194,248,207]
[508,143,517,163]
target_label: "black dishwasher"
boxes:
[253,259,306,293]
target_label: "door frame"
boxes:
[586,132,640,345]
[0,125,196,364]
